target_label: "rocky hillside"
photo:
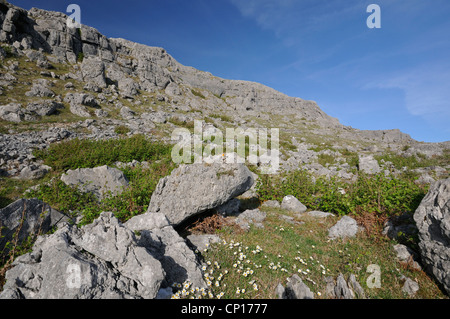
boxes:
[0,1,449,300]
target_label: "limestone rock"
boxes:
[26,100,62,117]
[281,195,307,213]
[80,56,107,89]
[60,165,129,200]
[234,208,266,231]
[0,198,69,255]
[402,276,420,297]
[328,215,359,240]
[261,200,281,209]
[358,155,381,174]
[148,163,254,226]
[325,273,365,299]
[186,234,221,252]
[125,212,206,289]
[393,244,422,270]
[280,274,314,299]
[0,212,165,299]
[413,178,450,294]
[305,211,335,218]
[0,103,24,122]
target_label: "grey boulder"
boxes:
[125,212,206,289]
[234,208,266,231]
[305,210,335,218]
[0,198,69,255]
[80,57,107,89]
[147,163,254,226]
[0,212,165,299]
[61,165,129,200]
[0,103,24,122]
[358,155,381,174]
[325,273,365,299]
[328,215,359,240]
[277,274,314,299]
[413,178,450,294]
[281,195,307,213]
[26,100,62,117]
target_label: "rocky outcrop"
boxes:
[234,208,266,231]
[0,1,342,128]
[281,195,307,213]
[60,165,129,200]
[328,215,360,240]
[125,212,206,289]
[358,155,381,174]
[0,212,166,299]
[0,209,211,299]
[413,178,450,294]
[0,127,72,179]
[276,274,314,299]
[148,163,254,226]
[0,198,69,255]
[324,273,366,299]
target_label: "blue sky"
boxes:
[11,0,450,142]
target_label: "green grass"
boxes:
[375,150,450,171]
[317,153,336,166]
[33,134,172,172]
[114,125,130,135]
[173,209,446,299]
[209,113,232,123]
[256,169,428,218]
[191,89,206,99]
[25,160,175,225]
[23,135,176,224]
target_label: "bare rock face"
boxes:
[147,163,254,226]
[60,165,129,200]
[414,178,450,294]
[0,198,69,255]
[358,154,381,174]
[80,56,107,89]
[328,215,360,240]
[125,212,206,289]
[276,274,314,299]
[281,195,307,213]
[0,212,165,299]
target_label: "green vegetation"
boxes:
[256,169,427,218]
[0,120,8,134]
[77,52,84,62]
[317,153,336,166]
[26,161,174,225]
[191,89,206,99]
[168,117,195,129]
[1,45,14,58]
[169,165,443,299]
[375,150,450,170]
[185,211,445,299]
[209,113,232,123]
[33,134,172,172]
[24,135,175,225]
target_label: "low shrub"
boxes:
[375,151,449,170]
[33,134,172,172]
[26,160,175,225]
[256,169,427,217]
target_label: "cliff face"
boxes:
[0,1,342,126]
[0,0,447,164]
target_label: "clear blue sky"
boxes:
[11,0,450,142]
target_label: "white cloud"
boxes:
[230,0,363,45]
[229,0,450,140]
[368,62,450,115]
